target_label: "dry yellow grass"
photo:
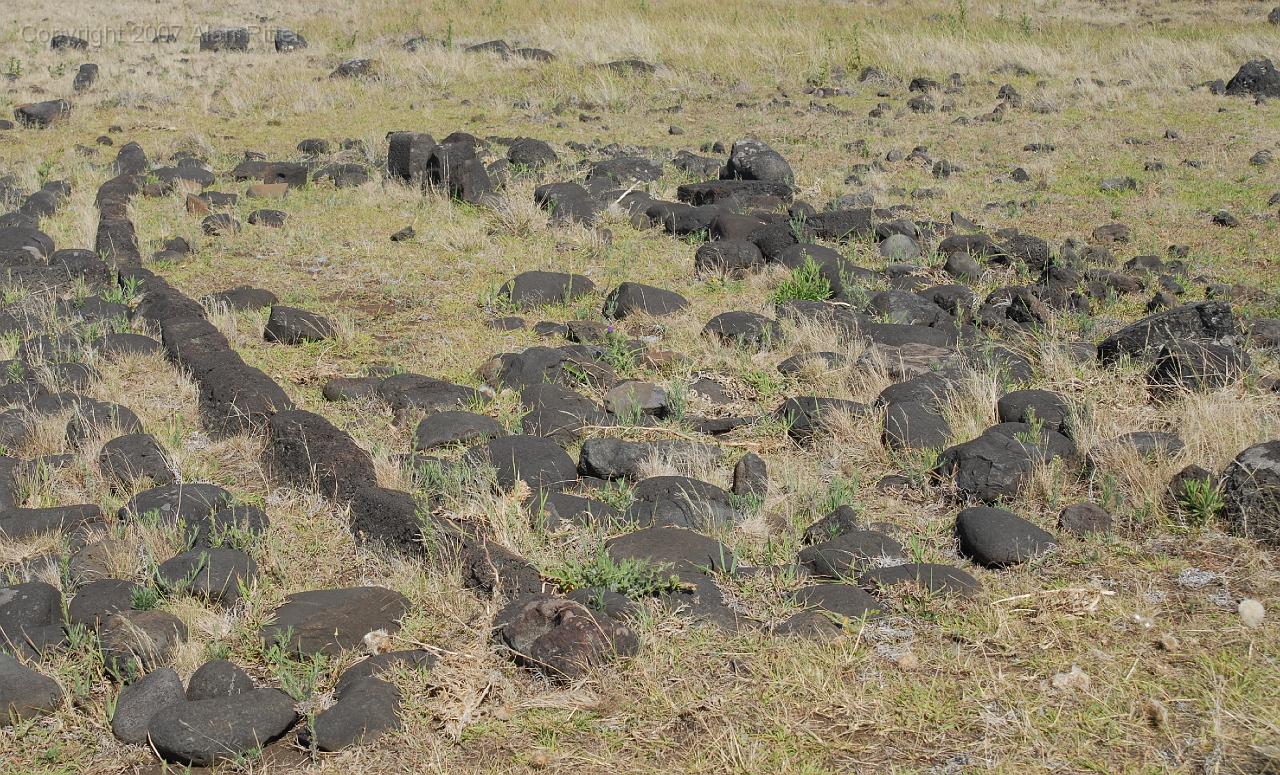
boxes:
[1,0,1279,772]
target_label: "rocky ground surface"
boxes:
[0,1,1279,773]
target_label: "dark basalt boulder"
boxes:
[263,410,376,503]
[500,271,594,309]
[494,593,639,679]
[1221,440,1280,546]
[1225,58,1280,98]
[955,506,1057,568]
[260,586,410,657]
[1097,301,1237,363]
[148,689,298,766]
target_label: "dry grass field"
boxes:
[0,0,1279,772]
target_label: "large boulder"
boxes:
[1096,301,1237,363]
[721,139,795,185]
[148,689,298,766]
[263,410,376,503]
[260,586,410,657]
[494,593,639,679]
[0,653,62,726]
[955,506,1057,568]
[1225,58,1280,98]
[1220,440,1280,546]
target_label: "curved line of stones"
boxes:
[96,142,608,680]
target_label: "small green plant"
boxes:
[130,585,162,611]
[36,158,55,184]
[772,256,832,304]
[741,366,785,400]
[727,490,764,517]
[903,448,940,488]
[204,640,231,661]
[263,631,329,700]
[593,479,635,512]
[202,520,254,550]
[663,379,689,424]
[817,474,860,514]
[559,360,594,387]
[904,534,929,564]
[4,57,22,79]
[845,24,863,74]
[103,275,142,305]
[1098,472,1121,514]
[601,330,638,375]
[412,457,490,505]
[1014,406,1046,445]
[681,228,709,244]
[1176,477,1224,530]
[788,210,809,241]
[545,550,683,599]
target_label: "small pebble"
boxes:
[1238,598,1265,628]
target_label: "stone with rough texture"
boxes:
[1225,58,1280,98]
[97,433,173,489]
[300,676,400,750]
[1220,440,1280,546]
[99,610,187,679]
[335,650,436,696]
[501,271,594,309]
[603,282,689,319]
[148,688,298,766]
[264,306,335,344]
[467,435,577,491]
[0,582,63,656]
[934,430,1041,503]
[607,526,735,573]
[1147,341,1249,393]
[858,563,981,598]
[156,548,257,605]
[1096,301,1236,363]
[722,138,795,184]
[187,659,255,701]
[0,653,62,726]
[789,583,884,620]
[260,587,410,657]
[413,411,506,450]
[956,506,1057,568]
[799,531,904,578]
[111,667,185,744]
[494,593,639,679]
[1058,503,1112,536]
[802,506,861,544]
[264,410,376,503]
[732,453,768,497]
